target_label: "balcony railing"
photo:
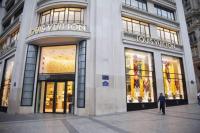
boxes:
[37,0,87,5]
[0,15,21,38]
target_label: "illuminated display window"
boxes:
[39,45,76,74]
[162,55,185,100]
[157,27,178,44]
[122,17,150,37]
[39,8,84,26]
[125,49,155,103]
[1,56,15,107]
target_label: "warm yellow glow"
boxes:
[1,57,14,107]
[125,49,154,103]
[56,82,65,112]
[162,56,184,99]
[39,45,76,74]
[45,82,54,112]
[66,81,73,113]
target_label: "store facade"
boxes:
[22,4,89,114]
[0,0,198,116]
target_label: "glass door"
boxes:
[43,81,74,113]
[45,82,55,113]
[55,82,65,113]
[66,81,74,113]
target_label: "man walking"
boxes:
[197,91,200,105]
[158,93,166,115]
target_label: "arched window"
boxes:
[39,8,84,25]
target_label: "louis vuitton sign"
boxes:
[30,23,87,36]
[136,35,176,49]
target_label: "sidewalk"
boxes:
[0,104,200,133]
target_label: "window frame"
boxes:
[156,27,179,44]
[161,55,187,100]
[155,5,175,21]
[122,17,150,37]
[125,48,157,104]
[39,7,84,26]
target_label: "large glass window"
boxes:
[157,27,178,44]
[162,56,185,100]
[39,45,76,74]
[1,56,15,107]
[77,41,86,108]
[122,17,150,37]
[125,49,155,103]
[21,45,38,106]
[39,8,84,26]
[123,0,147,11]
[155,5,175,20]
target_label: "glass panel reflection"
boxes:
[66,81,74,113]
[162,56,185,99]
[39,45,76,74]
[125,49,155,103]
[39,8,84,25]
[56,82,65,113]
[45,82,54,112]
[1,57,14,107]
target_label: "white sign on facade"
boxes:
[136,35,176,49]
[30,23,87,36]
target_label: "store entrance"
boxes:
[36,45,76,114]
[37,81,74,114]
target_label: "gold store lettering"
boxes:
[30,23,87,36]
[136,35,175,49]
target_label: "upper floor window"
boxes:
[10,30,19,44]
[157,27,178,44]
[191,47,198,57]
[0,0,2,7]
[189,32,197,44]
[3,19,11,30]
[155,5,175,21]
[187,20,193,27]
[39,8,84,26]
[182,0,191,11]
[0,39,8,50]
[122,17,150,37]
[123,0,147,11]
[14,7,23,20]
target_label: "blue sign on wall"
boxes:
[102,75,109,80]
[102,81,109,87]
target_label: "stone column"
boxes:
[176,0,197,103]
[7,0,37,114]
[94,0,126,115]
[154,52,164,100]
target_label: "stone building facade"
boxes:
[183,0,200,91]
[0,0,197,115]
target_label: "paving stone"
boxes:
[0,104,199,133]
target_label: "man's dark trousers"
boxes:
[160,103,165,115]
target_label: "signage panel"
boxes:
[136,35,176,49]
[30,23,87,36]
